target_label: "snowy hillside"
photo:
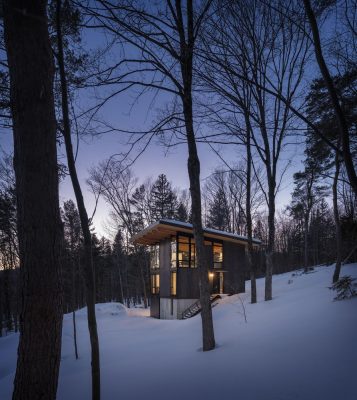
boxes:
[1,264,356,400]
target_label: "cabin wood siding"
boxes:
[176,243,213,298]
[223,241,246,293]
[161,237,247,299]
[205,243,214,269]
[177,268,200,298]
[159,238,171,298]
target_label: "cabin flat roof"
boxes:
[131,219,261,246]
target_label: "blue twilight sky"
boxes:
[50,19,308,238]
[2,5,342,238]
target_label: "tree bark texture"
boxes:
[332,153,342,283]
[178,0,215,351]
[3,1,63,399]
[265,181,275,301]
[72,263,79,359]
[245,120,256,303]
[55,1,100,398]
[185,99,215,351]
[304,214,309,273]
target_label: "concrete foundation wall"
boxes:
[160,298,197,319]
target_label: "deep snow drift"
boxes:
[1,264,356,400]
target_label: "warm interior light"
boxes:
[209,272,214,279]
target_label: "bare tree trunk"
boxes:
[81,0,215,349]
[179,0,215,351]
[303,0,357,195]
[72,310,79,359]
[4,269,12,332]
[332,153,342,283]
[55,1,100,398]
[3,1,63,398]
[245,121,256,303]
[183,94,215,350]
[72,263,79,359]
[265,183,275,301]
[304,214,309,273]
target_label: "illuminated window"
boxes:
[171,237,177,269]
[150,245,159,270]
[178,236,190,267]
[177,235,197,268]
[190,238,196,267]
[170,271,177,296]
[151,273,160,294]
[213,243,223,269]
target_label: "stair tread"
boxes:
[181,295,221,319]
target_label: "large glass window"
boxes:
[150,244,159,270]
[170,272,177,296]
[171,237,177,269]
[190,238,196,267]
[213,242,223,269]
[177,235,196,268]
[151,273,160,294]
[178,236,190,267]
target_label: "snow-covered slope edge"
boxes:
[0,263,356,400]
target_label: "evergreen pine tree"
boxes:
[131,184,149,231]
[175,202,189,222]
[113,230,125,304]
[206,187,230,231]
[150,174,178,221]
[290,153,328,272]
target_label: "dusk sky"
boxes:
[2,9,329,238]
[59,97,305,238]
[1,60,308,239]
[1,2,356,400]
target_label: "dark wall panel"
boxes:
[223,242,246,293]
[177,268,199,299]
[150,295,160,318]
[159,238,171,297]
[205,244,214,269]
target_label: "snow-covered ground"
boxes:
[1,264,356,400]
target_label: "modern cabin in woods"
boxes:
[131,219,261,319]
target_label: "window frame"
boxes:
[212,242,223,269]
[150,244,160,271]
[176,233,197,268]
[170,271,177,296]
[174,233,224,269]
[151,273,160,295]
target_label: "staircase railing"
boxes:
[181,294,221,319]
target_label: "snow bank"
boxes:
[1,264,356,400]
[64,302,128,320]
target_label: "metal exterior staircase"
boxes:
[181,294,221,319]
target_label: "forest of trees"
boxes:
[1,165,357,336]
[0,0,356,399]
